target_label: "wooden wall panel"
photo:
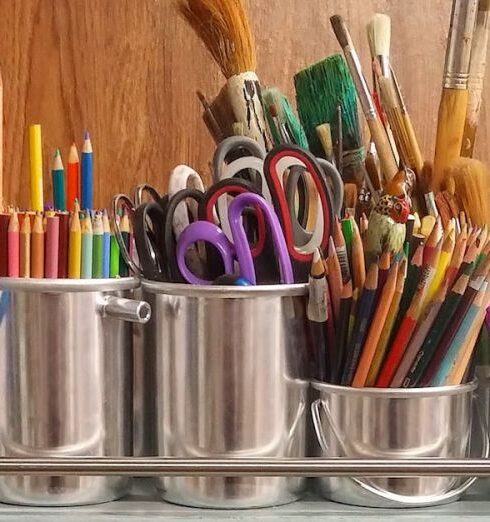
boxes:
[0,0,486,207]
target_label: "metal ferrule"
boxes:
[378,55,391,78]
[443,0,479,89]
[344,47,377,119]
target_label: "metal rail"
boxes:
[0,458,489,477]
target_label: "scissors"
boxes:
[177,192,294,285]
[133,188,205,282]
[264,144,336,283]
[112,184,162,276]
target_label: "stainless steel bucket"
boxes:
[0,278,151,506]
[311,381,487,508]
[141,280,309,509]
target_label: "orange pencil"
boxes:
[20,214,31,278]
[67,144,80,212]
[326,236,343,322]
[31,212,44,278]
[351,218,366,290]
[333,218,350,283]
[353,262,399,387]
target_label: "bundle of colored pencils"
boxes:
[0,125,131,279]
[310,214,490,388]
[0,204,130,279]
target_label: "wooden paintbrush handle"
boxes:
[402,113,424,174]
[366,116,398,183]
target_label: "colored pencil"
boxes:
[334,279,353,384]
[432,281,488,386]
[346,287,359,349]
[7,211,19,277]
[425,229,454,303]
[365,258,406,386]
[341,262,379,385]
[81,213,93,279]
[119,211,130,278]
[92,213,104,278]
[0,213,9,276]
[31,212,44,278]
[445,227,468,288]
[57,211,69,278]
[334,218,350,283]
[102,210,111,278]
[81,131,93,210]
[390,277,449,387]
[67,144,80,212]
[308,249,328,381]
[326,236,342,321]
[377,250,391,296]
[376,247,439,387]
[353,261,399,387]
[45,215,60,278]
[351,218,366,290]
[20,215,31,278]
[422,220,441,265]
[51,149,66,211]
[110,232,120,278]
[401,267,472,387]
[28,124,44,212]
[68,206,82,279]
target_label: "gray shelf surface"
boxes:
[1,479,490,521]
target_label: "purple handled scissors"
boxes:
[176,192,294,285]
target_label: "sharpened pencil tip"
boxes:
[84,130,90,140]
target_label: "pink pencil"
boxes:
[7,211,19,277]
[45,215,60,278]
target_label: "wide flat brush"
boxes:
[294,54,366,186]
[432,0,478,190]
[330,15,398,185]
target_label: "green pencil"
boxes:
[81,213,93,279]
[92,212,104,278]
[110,233,120,278]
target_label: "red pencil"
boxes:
[45,215,60,278]
[67,144,80,212]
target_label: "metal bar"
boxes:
[0,458,490,477]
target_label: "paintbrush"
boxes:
[294,54,366,187]
[445,157,490,227]
[461,0,490,157]
[180,0,269,148]
[330,15,398,184]
[432,0,479,190]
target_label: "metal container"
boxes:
[311,381,487,508]
[141,280,309,509]
[0,278,150,506]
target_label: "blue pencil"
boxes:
[81,131,93,210]
[102,210,111,278]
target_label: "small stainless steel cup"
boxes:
[0,277,150,506]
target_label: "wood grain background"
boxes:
[0,0,487,208]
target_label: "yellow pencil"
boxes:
[426,229,455,303]
[28,124,44,212]
[68,205,82,278]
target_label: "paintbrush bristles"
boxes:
[179,0,256,78]
[445,158,490,226]
[368,14,391,61]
